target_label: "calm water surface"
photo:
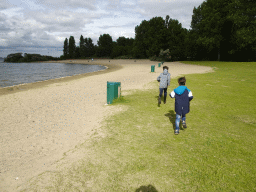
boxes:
[0,59,106,88]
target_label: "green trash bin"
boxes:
[107,81,121,104]
[107,82,115,104]
[151,65,155,72]
[158,63,161,67]
[113,82,121,98]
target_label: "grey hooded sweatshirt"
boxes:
[157,69,171,88]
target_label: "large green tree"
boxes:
[96,34,113,57]
[166,18,188,60]
[126,38,134,56]
[190,0,256,61]
[79,35,85,58]
[133,15,187,60]
[111,42,124,58]
[75,46,80,58]
[111,37,135,58]
[116,36,127,47]
[132,20,150,58]
[190,1,222,60]
[227,0,256,61]
[133,17,168,58]
[84,37,95,57]
[63,38,69,58]
[145,16,168,58]
[68,36,76,59]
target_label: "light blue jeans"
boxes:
[175,114,186,130]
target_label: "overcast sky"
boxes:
[0,0,204,58]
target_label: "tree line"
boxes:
[4,53,59,63]
[188,0,255,61]
[61,34,134,60]
[4,0,255,62]
[62,0,255,62]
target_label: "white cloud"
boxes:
[122,0,136,6]
[0,0,15,10]
[21,0,44,10]
[134,0,203,29]
[0,7,24,17]
[35,0,98,10]
[0,0,205,57]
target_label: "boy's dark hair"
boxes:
[163,66,169,70]
[178,76,186,85]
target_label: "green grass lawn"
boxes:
[25,61,256,191]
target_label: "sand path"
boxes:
[0,60,213,191]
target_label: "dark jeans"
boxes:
[159,88,167,101]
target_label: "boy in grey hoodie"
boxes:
[157,66,171,105]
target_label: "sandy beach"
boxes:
[0,59,213,191]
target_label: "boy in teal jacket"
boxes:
[170,77,193,135]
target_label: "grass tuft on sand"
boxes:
[22,61,256,191]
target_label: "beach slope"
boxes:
[0,60,213,191]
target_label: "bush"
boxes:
[115,55,133,59]
[149,55,157,61]
[159,49,172,61]
[59,55,65,60]
[18,58,25,62]
[149,55,163,61]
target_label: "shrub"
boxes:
[149,55,162,61]
[159,49,172,61]
[115,55,133,59]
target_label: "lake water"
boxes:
[0,59,107,88]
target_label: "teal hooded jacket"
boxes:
[170,86,193,115]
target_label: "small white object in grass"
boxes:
[16,177,18,180]
[105,103,108,105]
